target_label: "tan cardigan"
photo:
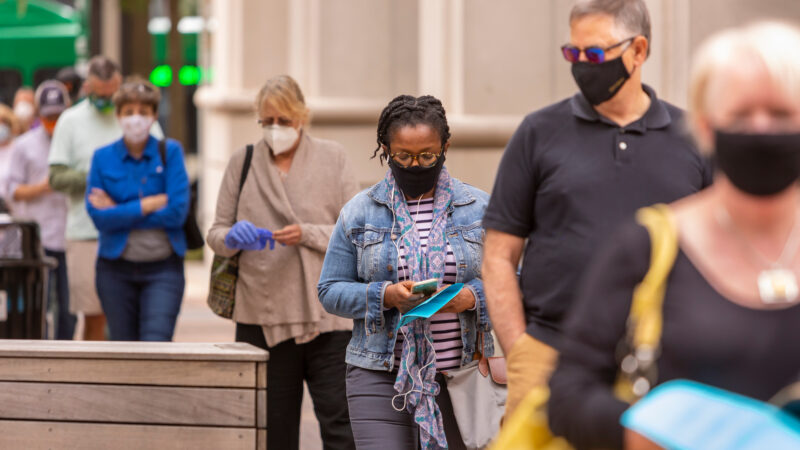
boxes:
[207,134,359,347]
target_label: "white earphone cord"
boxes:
[391,326,437,412]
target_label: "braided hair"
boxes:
[372,95,451,164]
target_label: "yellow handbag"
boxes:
[491,204,678,449]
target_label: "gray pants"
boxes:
[346,364,466,450]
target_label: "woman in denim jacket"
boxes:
[318,95,493,450]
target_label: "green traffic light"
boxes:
[150,65,172,87]
[179,66,201,86]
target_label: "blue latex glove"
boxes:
[257,228,277,250]
[225,220,264,250]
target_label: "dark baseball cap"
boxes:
[35,80,71,116]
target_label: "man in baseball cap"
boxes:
[36,81,71,136]
[4,80,76,339]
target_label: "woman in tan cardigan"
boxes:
[207,75,359,450]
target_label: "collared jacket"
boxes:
[86,136,189,259]
[318,173,494,371]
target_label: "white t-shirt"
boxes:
[48,100,163,240]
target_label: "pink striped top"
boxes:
[394,198,463,371]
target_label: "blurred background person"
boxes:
[49,55,162,341]
[13,87,37,133]
[548,20,800,449]
[318,95,493,450]
[207,75,359,450]
[5,80,75,340]
[0,104,22,211]
[86,78,188,342]
[56,67,85,106]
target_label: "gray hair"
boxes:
[87,55,120,81]
[570,0,652,57]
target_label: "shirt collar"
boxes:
[116,135,158,161]
[570,84,672,133]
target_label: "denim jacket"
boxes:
[318,174,494,372]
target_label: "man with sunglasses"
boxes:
[482,0,712,419]
[48,56,163,341]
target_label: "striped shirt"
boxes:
[394,198,463,371]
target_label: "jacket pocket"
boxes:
[349,227,386,281]
[461,222,485,274]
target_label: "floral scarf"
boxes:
[384,167,453,449]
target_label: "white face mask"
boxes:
[263,124,300,155]
[0,123,10,144]
[120,114,154,144]
[13,101,34,122]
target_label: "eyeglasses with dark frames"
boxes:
[388,149,443,168]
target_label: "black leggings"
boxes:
[235,324,355,450]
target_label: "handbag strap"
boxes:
[616,204,679,402]
[233,144,254,219]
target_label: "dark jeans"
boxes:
[235,324,355,450]
[345,365,466,450]
[95,254,184,341]
[45,249,75,340]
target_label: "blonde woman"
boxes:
[207,75,359,450]
[548,21,800,449]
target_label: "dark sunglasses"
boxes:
[561,36,636,64]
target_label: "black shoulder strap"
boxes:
[238,144,254,193]
[232,144,254,219]
[158,139,167,167]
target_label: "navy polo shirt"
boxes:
[483,85,713,349]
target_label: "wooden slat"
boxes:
[0,340,269,362]
[0,358,257,388]
[0,420,256,450]
[0,382,255,427]
[258,429,267,450]
[257,361,267,389]
[257,389,267,429]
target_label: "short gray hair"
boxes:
[570,0,652,57]
[87,55,120,81]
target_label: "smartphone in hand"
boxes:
[411,278,439,296]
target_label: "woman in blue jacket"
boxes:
[86,78,189,341]
[318,95,494,450]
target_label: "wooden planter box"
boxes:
[0,340,268,449]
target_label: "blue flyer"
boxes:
[396,283,464,331]
[621,380,800,449]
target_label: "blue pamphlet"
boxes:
[621,380,800,450]
[396,283,464,331]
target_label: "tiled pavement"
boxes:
[173,260,323,450]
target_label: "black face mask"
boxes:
[715,130,800,196]
[388,155,445,199]
[571,56,631,105]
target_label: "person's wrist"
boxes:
[382,285,393,309]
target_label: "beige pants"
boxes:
[66,240,103,315]
[504,333,559,419]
